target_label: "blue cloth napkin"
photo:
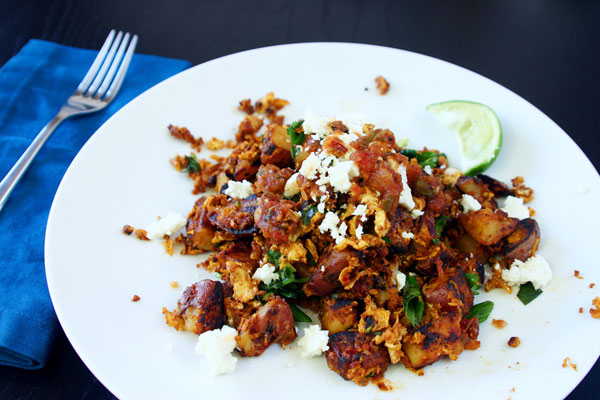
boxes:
[0,39,191,369]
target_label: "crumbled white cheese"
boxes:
[461,194,482,213]
[298,148,359,195]
[317,202,326,213]
[320,265,325,272]
[340,204,348,210]
[195,326,238,375]
[299,153,321,180]
[355,225,363,239]
[352,204,368,222]
[395,271,407,291]
[327,160,360,193]
[411,209,424,219]
[336,132,359,149]
[252,263,280,285]
[284,173,300,197]
[146,212,187,239]
[298,325,330,358]
[502,255,552,290]
[339,114,368,135]
[318,211,347,244]
[444,167,461,176]
[303,107,332,140]
[397,164,416,210]
[423,165,433,175]
[501,196,529,219]
[401,231,414,239]
[224,180,254,199]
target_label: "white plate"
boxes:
[46,43,600,400]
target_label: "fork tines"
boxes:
[75,30,138,102]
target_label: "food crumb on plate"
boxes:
[122,224,135,235]
[170,281,179,289]
[131,294,140,302]
[574,270,584,279]
[579,307,584,314]
[375,75,390,95]
[590,283,595,289]
[206,137,225,151]
[508,337,520,348]
[492,319,507,329]
[589,297,600,319]
[134,229,149,241]
[163,237,175,255]
[562,357,577,371]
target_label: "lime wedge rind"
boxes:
[426,100,502,175]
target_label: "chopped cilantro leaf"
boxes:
[517,282,543,305]
[467,301,494,323]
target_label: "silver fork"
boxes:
[0,30,138,213]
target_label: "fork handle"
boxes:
[0,113,67,213]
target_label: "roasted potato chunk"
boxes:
[163,280,224,334]
[403,312,463,369]
[304,247,363,297]
[456,175,496,208]
[422,267,473,315]
[260,124,293,167]
[319,297,360,334]
[326,331,390,385]
[236,297,297,357]
[502,218,540,262]
[459,208,518,246]
[184,197,216,251]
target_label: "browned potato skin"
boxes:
[476,174,513,197]
[403,312,463,369]
[185,197,216,251]
[254,164,294,196]
[459,208,518,246]
[452,232,489,264]
[503,218,540,261]
[326,331,390,385]
[422,268,473,315]
[456,175,497,208]
[236,297,297,357]
[163,280,224,335]
[304,247,363,297]
[319,297,360,334]
[260,125,293,167]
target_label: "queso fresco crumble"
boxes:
[126,91,553,387]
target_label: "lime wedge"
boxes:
[426,100,502,175]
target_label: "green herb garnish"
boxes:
[287,120,305,159]
[400,149,445,169]
[517,282,543,305]
[306,251,316,266]
[267,250,283,267]
[382,236,392,244]
[259,265,308,301]
[467,301,494,323]
[432,238,441,245]
[464,272,481,295]
[435,215,449,237]
[184,154,200,173]
[289,303,312,323]
[403,275,424,327]
[286,193,301,202]
[301,204,319,225]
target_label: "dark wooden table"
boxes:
[2,1,599,398]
